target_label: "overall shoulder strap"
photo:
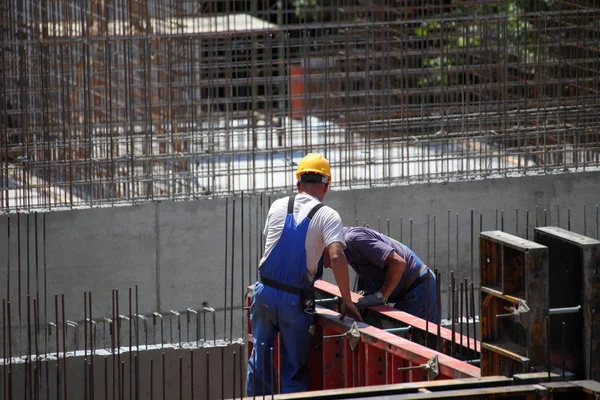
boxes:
[287,195,297,214]
[307,203,325,219]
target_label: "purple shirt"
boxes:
[343,227,424,287]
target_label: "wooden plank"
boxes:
[239,376,514,399]
[481,343,529,363]
[570,380,600,395]
[480,286,522,304]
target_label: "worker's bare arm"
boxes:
[327,241,363,322]
[379,252,407,301]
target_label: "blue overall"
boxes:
[246,196,324,396]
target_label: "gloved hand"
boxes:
[356,292,386,315]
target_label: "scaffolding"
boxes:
[1,0,600,210]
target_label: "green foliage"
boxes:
[294,0,318,21]
[414,0,551,87]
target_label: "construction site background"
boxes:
[1,0,599,209]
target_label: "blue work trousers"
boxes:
[246,283,315,396]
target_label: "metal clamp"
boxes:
[496,299,530,328]
[323,321,361,351]
[397,354,440,381]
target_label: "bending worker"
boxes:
[246,153,362,396]
[326,226,439,323]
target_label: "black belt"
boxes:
[259,275,306,295]
[396,266,433,300]
[259,275,317,314]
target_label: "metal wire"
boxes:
[1,1,599,210]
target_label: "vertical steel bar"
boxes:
[436,270,441,352]
[471,281,477,350]
[546,316,551,379]
[561,321,566,380]
[583,204,586,236]
[62,294,67,400]
[85,293,88,358]
[464,278,470,358]
[129,288,132,400]
[451,271,455,358]
[460,280,464,357]
[447,210,450,320]
[33,297,39,394]
[425,270,429,341]
[230,198,236,342]
[2,299,5,400]
[224,197,228,340]
[470,210,473,283]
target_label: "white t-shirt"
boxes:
[260,192,346,281]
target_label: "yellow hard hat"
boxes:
[295,153,331,183]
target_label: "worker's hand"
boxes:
[340,299,363,322]
[356,293,386,315]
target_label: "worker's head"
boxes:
[295,153,331,201]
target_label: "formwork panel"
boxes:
[534,227,600,381]
[479,231,548,377]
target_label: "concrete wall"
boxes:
[1,170,599,356]
[0,342,244,400]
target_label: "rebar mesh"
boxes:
[1,0,599,210]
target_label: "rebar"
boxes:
[2,3,600,210]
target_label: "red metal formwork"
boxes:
[313,280,480,354]
[246,286,480,393]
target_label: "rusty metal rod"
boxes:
[470,281,477,352]
[465,278,470,358]
[129,288,133,400]
[224,197,229,341]
[425,270,430,341]
[85,293,88,358]
[561,321,566,381]
[451,271,455,358]
[460,280,464,357]
[61,294,67,400]
[436,270,441,352]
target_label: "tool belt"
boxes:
[396,264,431,301]
[258,275,316,314]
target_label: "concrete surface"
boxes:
[0,341,245,400]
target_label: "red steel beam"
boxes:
[314,280,481,353]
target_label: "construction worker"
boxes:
[325,226,439,323]
[246,153,362,396]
